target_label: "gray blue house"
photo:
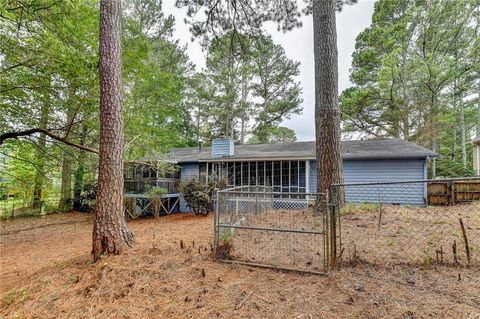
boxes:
[124,137,438,213]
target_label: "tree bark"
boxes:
[477,73,480,139]
[459,95,467,168]
[312,0,344,197]
[73,123,88,211]
[58,153,72,211]
[58,95,76,212]
[32,99,49,208]
[92,0,133,261]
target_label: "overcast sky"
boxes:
[163,1,377,141]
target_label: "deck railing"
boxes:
[124,178,179,194]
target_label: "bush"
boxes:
[74,183,97,212]
[146,186,168,218]
[179,176,226,215]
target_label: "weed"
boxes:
[359,202,380,212]
[221,229,234,242]
[340,204,355,216]
[2,288,28,306]
[422,251,431,269]
[386,238,395,247]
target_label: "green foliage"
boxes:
[340,0,480,177]
[122,0,196,159]
[339,203,380,217]
[0,0,196,211]
[221,229,235,242]
[146,186,168,218]
[191,33,302,144]
[146,186,168,199]
[2,287,28,306]
[247,126,297,144]
[179,176,227,215]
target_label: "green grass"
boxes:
[339,202,381,216]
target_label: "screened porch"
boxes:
[200,160,309,193]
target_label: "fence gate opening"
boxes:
[214,186,332,275]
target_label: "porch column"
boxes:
[206,162,209,184]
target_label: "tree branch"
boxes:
[0,128,98,154]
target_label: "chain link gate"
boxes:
[213,186,335,275]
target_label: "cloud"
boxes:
[163,0,376,141]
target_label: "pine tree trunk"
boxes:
[58,97,75,212]
[32,100,49,208]
[477,74,480,138]
[451,125,457,162]
[240,115,245,144]
[400,49,410,140]
[460,96,467,168]
[312,0,344,197]
[59,154,72,211]
[92,0,133,261]
[73,124,88,211]
[430,93,438,178]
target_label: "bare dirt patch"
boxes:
[1,212,479,319]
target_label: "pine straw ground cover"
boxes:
[0,212,479,319]
[219,203,480,271]
[338,203,480,267]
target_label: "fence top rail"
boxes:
[332,176,480,187]
[218,185,272,192]
[217,190,326,196]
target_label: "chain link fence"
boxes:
[330,178,480,268]
[214,186,332,274]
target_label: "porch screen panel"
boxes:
[290,161,298,193]
[265,161,272,187]
[234,162,241,186]
[299,161,306,192]
[258,161,265,185]
[227,162,234,186]
[281,161,289,192]
[273,161,281,192]
[242,162,249,186]
[249,162,257,185]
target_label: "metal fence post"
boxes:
[214,191,220,260]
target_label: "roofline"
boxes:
[174,155,437,164]
[199,156,315,162]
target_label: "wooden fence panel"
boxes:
[427,180,480,205]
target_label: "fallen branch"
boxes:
[459,218,471,264]
[1,128,99,154]
[235,291,253,310]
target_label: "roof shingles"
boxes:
[166,139,438,163]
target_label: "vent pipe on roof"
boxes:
[212,136,234,158]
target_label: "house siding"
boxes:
[179,163,199,212]
[309,159,427,205]
[309,160,317,193]
[179,158,429,212]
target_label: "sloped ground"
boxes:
[338,203,480,266]
[1,212,479,319]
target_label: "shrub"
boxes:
[75,183,97,212]
[146,186,168,218]
[179,176,227,215]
